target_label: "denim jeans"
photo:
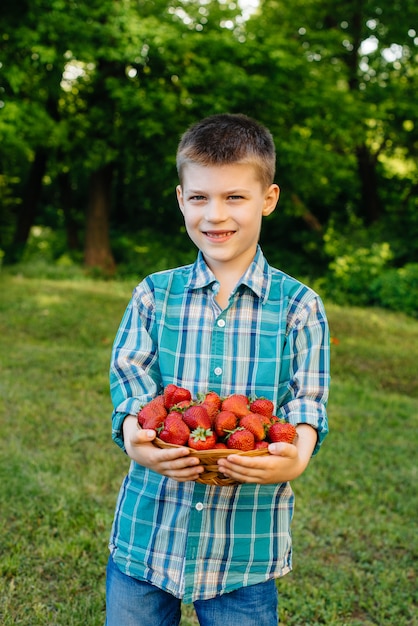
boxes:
[105,555,279,626]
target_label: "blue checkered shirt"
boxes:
[109,246,330,603]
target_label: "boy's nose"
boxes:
[205,199,227,222]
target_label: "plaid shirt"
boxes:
[109,247,330,603]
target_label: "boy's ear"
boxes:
[176,185,184,213]
[262,184,280,217]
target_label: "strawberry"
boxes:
[199,402,218,423]
[214,442,228,449]
[182,405,211,430]
[221,394,249,417]
[188,426,217,451]
[137,396,167,429]
[214,410,238,438]
[256,412,273,428]
[197,391,222,423]
[268,421,297,444]
[255,440,269,450]
[158,413,190,445]
[226,427,255,451]
[202,391,222,411]
[163,384,178,409]
[163,384,192,410]
[239,413,266,441]
[142,412,167,431]
[249,398,274,418]
[172,399,194,411]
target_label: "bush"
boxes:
[4,257,86,280]
[371,263,418,318]
[111,228,196,280]
[323,242,393,306]
[21,225,68,263]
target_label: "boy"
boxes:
[106,113,330,625]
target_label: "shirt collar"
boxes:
[187,246,271,303]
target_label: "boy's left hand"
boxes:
[216,424,317,484]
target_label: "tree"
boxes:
[240,0,418,270]
[0,0,416,275]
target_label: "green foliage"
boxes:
[325,241,393,306]
[0,0,417,278]
[318,213,418,315]
[111,228,197,279]
[371,263,418,318]
[20,225,67,263]
[5,257,86,281]
[0,276,417,625]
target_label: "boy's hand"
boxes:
[122,415,204,482]
[217,424,317,485]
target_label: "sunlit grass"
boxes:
[0,274,416,625]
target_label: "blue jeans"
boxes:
[105,555,279,626]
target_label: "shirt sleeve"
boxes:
[278,294,330,455]
[109,280,162,450]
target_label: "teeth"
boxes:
[207,231,233,238]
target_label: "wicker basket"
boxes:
[153,437,269,486]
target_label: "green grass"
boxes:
[0,274,417,625]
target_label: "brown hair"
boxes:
[176,113,276,189]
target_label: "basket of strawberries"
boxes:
[137,385,297,487]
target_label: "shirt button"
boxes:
[195,502,204,511]
[214,367,223,376]
[217,319,226,327]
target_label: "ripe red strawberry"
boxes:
[182,405,211,430]
[172,399,194,411]
[142,412,166,431]
[226,427,255,451]
[163,384,192,409]
[137,396,167,429]
[249,398,274,418]
[239,413,266,441]
[188,427,217,451]
[256,412,273,428]
[214,410,238,438]
[163,384,178,408]
[158,413,190,445]
[204,390,222,408]
[268,421,297,444]
[197,391,222,422]
[221,394,249,417]
[255,440,269,450]
[199,402,218,423]
[214,442,228,449]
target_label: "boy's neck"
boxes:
[214,279,237,310]
[205,253,255,309]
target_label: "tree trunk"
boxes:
[356,144,382,224]
[6,149,48,264]
[84,163,116,274]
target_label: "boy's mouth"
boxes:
[204,230,235,239]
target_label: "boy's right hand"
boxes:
[122,415,204,482]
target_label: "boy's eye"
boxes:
[228,195,244,200]
[189,195,206,201]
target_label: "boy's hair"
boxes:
[176,113,276,189]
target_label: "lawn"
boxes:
[0,274,416,625]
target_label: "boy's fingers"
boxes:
[268,442,298,458]
[134,428,157,442]
[138,428,157,442]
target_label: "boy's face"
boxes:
[177,162,279,278]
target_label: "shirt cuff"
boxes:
[279,399,329,455]
[112,410,130,451]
